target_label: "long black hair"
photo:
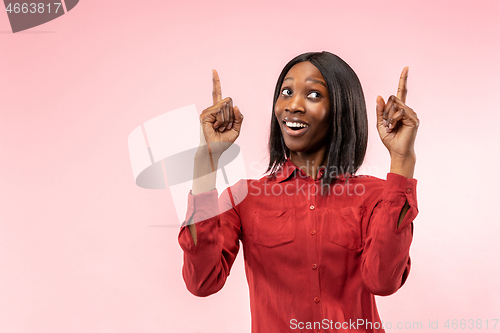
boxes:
[267,51,368,189]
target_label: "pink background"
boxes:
[1,0,499,332]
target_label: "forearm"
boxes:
[390,153,416,227]
[180,218,226,296]
[389,152,416,179]
[179,184,226,295]
[188,149,221,245]
[361,173,418,295]
[362,227,412,296]
[178,189,242,297]
[361,209,413,295]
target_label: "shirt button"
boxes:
[406,188,411,194]
[312,264,317,270]
[310,205,315,210]
[310,230,316,235]
[314,297,320,303]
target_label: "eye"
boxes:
[281,88,292,97]
[308,91,322,98]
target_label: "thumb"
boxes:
[231,105,244,132]
[376,95,385,126]
[199,121,208,146]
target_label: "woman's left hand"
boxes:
[376,67,419,160]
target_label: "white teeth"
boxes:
[286,122,308,128]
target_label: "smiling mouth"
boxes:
[282,121,310,137]
[284,121,309,130]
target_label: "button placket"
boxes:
[307,180,322,319]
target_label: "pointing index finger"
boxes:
[212,69,222,105]
[397,66,409,104]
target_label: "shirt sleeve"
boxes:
[360,173,418,296]
[177,186,242,297]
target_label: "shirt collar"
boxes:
[273,158,329,183]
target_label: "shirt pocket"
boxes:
[251,209,296,248]
[326,208,362,250]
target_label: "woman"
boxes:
[178,51,419,332]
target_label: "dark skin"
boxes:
[274,61,331,179]
[376,66,419,226]
[377,66,419,179]
[189,64,418,244]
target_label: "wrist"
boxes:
[390,152,416,178]
[195,146,222,163]
[192,151,219,195]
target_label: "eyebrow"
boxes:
[283,77,327,88]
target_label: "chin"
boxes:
[283,140,307,153]
[284,138,325,156]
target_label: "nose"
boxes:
[285,94,305,113]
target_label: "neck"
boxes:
[290,148,326,180]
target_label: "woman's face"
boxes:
[274,61,331,155]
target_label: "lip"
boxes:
[282,117,310,137]
[283,117,309,125]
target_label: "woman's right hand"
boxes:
[198,69,244,158]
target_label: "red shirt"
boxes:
[178,158,418,332]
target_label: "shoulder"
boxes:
[221,175,269,204]
[347,174,385,187]
[341,174,386,201]
[222,172,283,205]
[247,173,280,187]
[220,179,249,206]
